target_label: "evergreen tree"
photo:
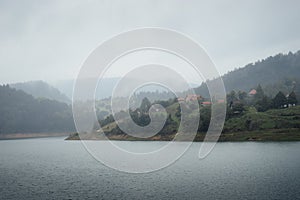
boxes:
[288,91,297,105]
[255,96,271,112]
[237,91,247,101]
[140,97,151,113]
[272,91,287,108]
[232,102,245,113]
[254,84,264,102]
[227,90,237,102]
[227,90,237,108]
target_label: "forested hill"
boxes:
[10,80,70,104]
[196,50,300,97]
[0,85,75,134]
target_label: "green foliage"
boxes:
[237,91,247,102]
[195,51,300,98]
[288,91,298,105]
[130,110,151,126]
[10,81,70,104]
[97,110,109,120]
[198,106,211,132]
[255,96,272,112]
[0,85,75,134]
[100,114,115,127]
[263,78,298,97]
[227,90,237,103]
[223,106,300,133]
[99,79,300,138]
[233,102,245,112]
[273,91,287,108]
[140,97,151,113]
[254,84,265,101]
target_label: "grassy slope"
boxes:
[224,106,300,132]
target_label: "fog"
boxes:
[1,0,300,84]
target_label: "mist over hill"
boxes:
[53,77,192,100]
[1,50,300,138]
[57,50,300,101]
[52,77,121,100]
[10,80,70,104]
[196,50,300,97]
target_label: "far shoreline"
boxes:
[65,129,300,142]
[1,129,299,142]
[0,132,70,140]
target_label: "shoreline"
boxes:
[2,129,299,142]
[0,132,71,140]
[65,128,300,142]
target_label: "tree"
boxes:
[198,106,211,132]
[227,90,237,102]
[254,84,264,102]
[232,102,245,113]
[140,97,151,113]
[272,91,287,108]
[288,91,297,106]
[0,85,75,134]
[237,91,247,101]
[227,90,237,108]
[255,96,271,112]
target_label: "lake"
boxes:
[0,138,299,200]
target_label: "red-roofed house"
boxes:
[248,89,257,96]
[201,101,212,106]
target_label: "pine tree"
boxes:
[254,84,264,102]
[288,91,297,106]
[227,90,237,108]
[140,97,151,113]
[255,96,271,111]
[273,91,287,108]
[238,91,247,101]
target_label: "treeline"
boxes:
[227,84,298,114]
[0,85,75,134]
[100,98,179,136]
[100,85,298,136]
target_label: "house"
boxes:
[248,89,257,96]
[201,101,212,106]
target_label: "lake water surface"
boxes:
[0,138,299,200]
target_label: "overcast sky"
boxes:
[1,0,300,84]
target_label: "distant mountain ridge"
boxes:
[10,80,70,104]
[53,77,192,100]
[196,50,300,97]
[53,77,122,100]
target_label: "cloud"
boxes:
[0,0,300,83]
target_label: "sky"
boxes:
[1,0,300,84]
